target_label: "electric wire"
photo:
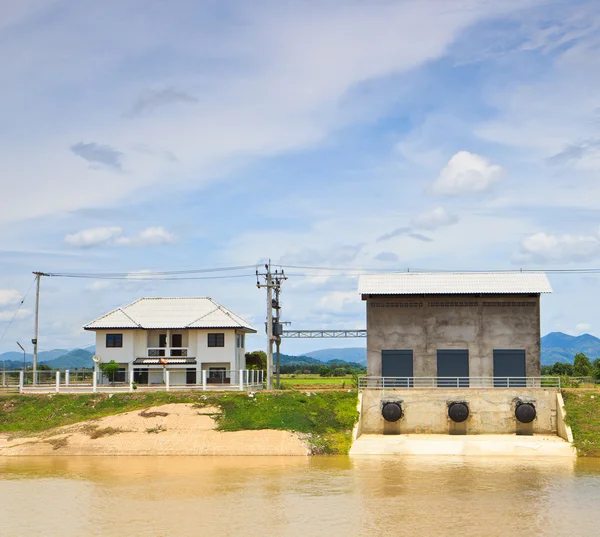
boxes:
[0,277,37,344]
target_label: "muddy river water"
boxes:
[1,456,599,536]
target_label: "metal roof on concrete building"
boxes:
[358,272,552,295]
[84,297,257,332]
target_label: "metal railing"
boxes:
[0,371,22,392]
[7,369,265,393]
[147,347,189,357]
[358,376,561,389]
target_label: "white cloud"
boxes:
[0,308,31,321]
[432,151,503,195]
[0,289,23,307]
[576,323,591,332]
[517,230,600,263]
[115,226,177,246]
[65,226,176,248]
[0,1,535,223]
[64,226,123,248]
[411,206,459,230]
[313,291,361,316]
[85,281,111,292]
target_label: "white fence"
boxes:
[1,369,265,394]
[358,376,562,389]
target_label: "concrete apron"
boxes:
[350,391,576,457]
[350,434,576,457]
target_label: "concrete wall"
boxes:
[359,388,557,435]
[556,392,574,443]
[365,293,541,377]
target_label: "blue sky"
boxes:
[1,0,600,355]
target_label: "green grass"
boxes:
[279,374,355,389]
[0,392,188,434]
[0,390,359,454]
[196,391,359,454]
[563,389,600,456]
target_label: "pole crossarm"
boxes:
[281,330,367,338]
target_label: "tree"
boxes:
[550,362,573,376]
[245,351,267,370]
[593,358,600,381]
[573,353,592,377]
[333,367,347,377]
[99,360,120,385]
[318,366,332,377]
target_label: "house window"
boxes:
[208,333,225,347]
[106,334,123,348]
[236,334,245,348]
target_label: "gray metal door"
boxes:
[493,350,526,387]
[382,350,413,387]
[437,349,469,387]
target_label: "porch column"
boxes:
[65,370,70,387]
[93,371,97,393]
[129,367,133,392]
[239,369,244,391]
[19,371,23,394]
[55,371,60,393]
[166,329,171,359]
[166,370,170,392]
[202,369,207,391]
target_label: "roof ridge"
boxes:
[118,307,142,328]
[185,306,220,327]
[139,297,212,300]
[84,297,144,327]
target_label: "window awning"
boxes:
[133,358,197,365]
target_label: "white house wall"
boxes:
[94,328,248,371]
[196,329,237,367]
[95,329,135,366]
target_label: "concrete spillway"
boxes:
[350,433,575,457]
[350,389,576,457]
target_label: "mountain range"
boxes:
[1,332,598,369]
[540,332,600,365]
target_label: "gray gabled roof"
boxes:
[84,297,257,332]
[359,272,552,295]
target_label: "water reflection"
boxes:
[0,456,598,537]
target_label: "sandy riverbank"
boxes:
[0,403,310,456]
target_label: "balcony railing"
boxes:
[358,376,561,389]
[147,347,189,357]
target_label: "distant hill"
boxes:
[0,347,94,370]
[1,333,597,370]
[304,348,366,365]
[42,349,94,369]
[541,332,600,365]
[279,353,364,369]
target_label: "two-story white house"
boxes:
[84,297,257,386]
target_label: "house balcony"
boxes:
[146,347,189,358]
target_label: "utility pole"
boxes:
[32,272,48,386]
[256,262,287,390]
[273,283,282,389]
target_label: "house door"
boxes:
[493,350,526,387]
[171,334,183,356]
[158,334,167,357]
[186,368,197,384]
[437,349,469,387]
[134,368,149,385]
[381,350,413,387]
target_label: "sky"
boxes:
[1,0,600,356]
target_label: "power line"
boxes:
[279,265,600,275]
[0,277,36,345]
[48,274,257,281]
[45,264,258,279]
